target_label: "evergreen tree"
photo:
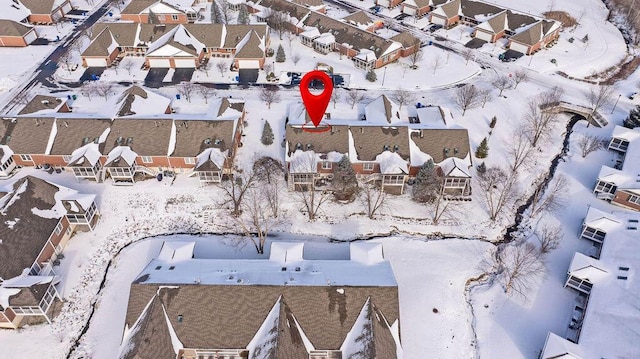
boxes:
[489,116,497,129]
[275,44,286,63]
[365,69,377,82]
[476,161,486,174]
[412,159,440,203]
[261,120,274,145]
[237,4,250,25]
[210,1,222,24]
[624,105,640,129]
[475,137,489,158]
[148,9,159,24]
[333,155,358,200]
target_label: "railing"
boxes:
[596,192,615,201]
[566,276,593,294]
[134,166,158,177]
[12,306,44,315]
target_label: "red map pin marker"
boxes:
[300,70,333,127]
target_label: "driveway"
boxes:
[238,69,259,84]
[79,67,106,82]
[172,68,195,84]
[144,68,169,88]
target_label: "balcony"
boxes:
[565,275,593,294]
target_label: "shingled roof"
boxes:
[0,117,54,154]
[124,284,399,353]
[103,118,173,156]
[0,176,62,280]
[20,0,60,15]
[0,19,33,37]
[18,95,67,115]
[172,119,235,157]
[350,126,410,162]
[120,294,176,359]
[49,118,111,155]
[286,124,350,156]
[410,128,470,164]
[342,11,373,27]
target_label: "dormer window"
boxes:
[296,142,302,150]
[393,145,399,152]
[204,138,212,145]
[306,143,313,150]
[383,144,390,151]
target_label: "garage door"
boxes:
[403,6,417,15]
[148,58,171,68]
[62,2,72,13]
[430,15,446,26]
[509,42,529,55]
[475,30,493,42]
[85,57,108,67]
[174,58,196,68]
[24,30,37,45]
[237,60,260,69]
[377,0,390,7]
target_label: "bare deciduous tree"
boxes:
[94,82,114,100]
[512,69,529,89]
[586,85,614,118]
[499,242,545,297]
[216,61,229,77]
[454,84,481,116]
[177,82,195,102]
[80,81,96,99]
[506,126,536,172]
[477,166,517,221]
[297,186,331,221]
[233,187,288,254]
[346,89,365,109]
[121,59,136,75]
[218,171,255,217]
[291,53,301,66]
[461,48,474,65]
[431,55,443,75]
[391,88,417,110]
[479,87,492,108]
[59,53,74,73]
[360,182,386,219]
[492,75,512,96]
[199,61,214,76]
[197,85,216,104]
[253,157,285,217]
[260,86,280,109]
[331,88,341,109]
[536,225,563,254]
[265,8,287,39]
[529,174,568,218]
[218,0,234,24]
[577,134,606,158]
[523,88,562,147]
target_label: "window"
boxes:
[54,222,63,236]
[63,155,71,162]
[171,14,179,20]
[628,194,640,205]
[141,156,152,164]
[321,161,332,170]
[595,180,616,194]
[363,163,374,171]
[65,226,72,236]
[20,154,32,161]
[581,226,606,243]
[609,138,629,152]
[185,157,196,165]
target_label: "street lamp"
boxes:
[611,94,622,114]
[381,66,387,86]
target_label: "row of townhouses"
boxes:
[286,94,472,195]
[539,126,640,358]
[0,176,97,329]
[0,86,473,197]
[0,0,73,46]
[120,241,402,359]
[0,87,245,186]
[399,0,561,56]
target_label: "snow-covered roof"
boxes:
[567,252,608,282]
[289,150,319,173]
[350,242,385,264]
[408,133,433,167]
[540,332,583,359]
[135,242,398,287]
[566,208,640,357]
[598,126,640,190]
[354,48,376,62]
[375,151,408,174]
[583,207,621,232]
[0,0,31,22]
[0,145,14,164]
[106,146,138,166]
[195,147,227,171]
[269,242,304,262]
[364,95,402,125]
[300,27,320,39]
[147,24,204,57]
[314,32,335,45]
[158,241,195,263]
[67,142,102,167]
[438,157,471,178]
[117,86,172,118]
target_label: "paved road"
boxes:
[1,0,116,114]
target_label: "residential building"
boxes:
[594,126,640,211]
[0,176,98,329]
[0,19,37,47]
[376,0,405,10]
[540,207,640,357]
[285,96,472,195]
[20,0,72,24]
[120,241,402,358]
[120,0,193,24]
[81,23,269,69]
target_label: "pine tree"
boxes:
[275,44,286,63]
[475,137,489,158]
[623,105,640,129]
[261,120,274,145]
[412,159,440,203]
[333,155,358,200]
[489,116,497,129]
[237,4,250,25]
[365,69,377,82]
